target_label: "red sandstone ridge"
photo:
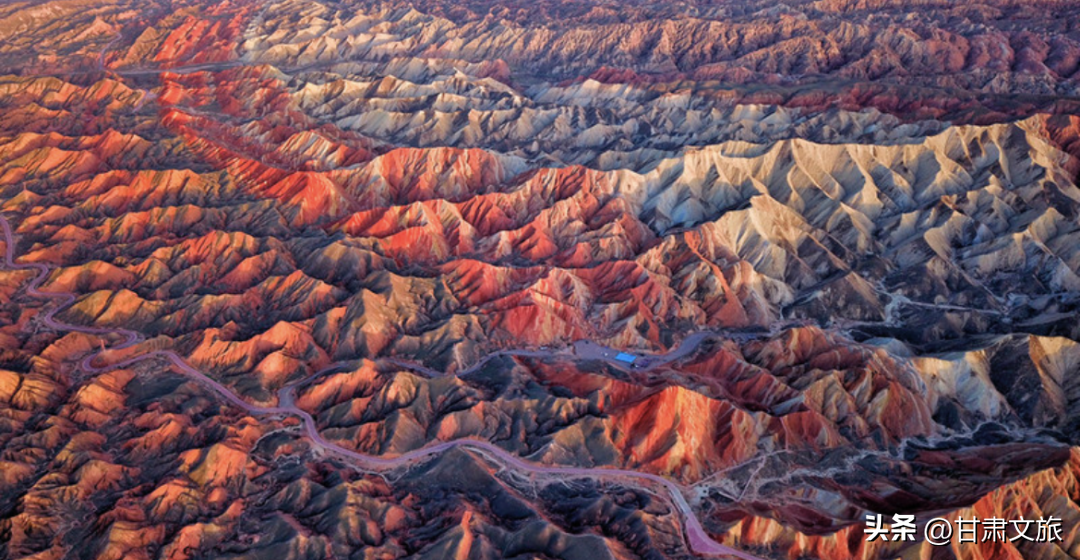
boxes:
[2,1,1080,559]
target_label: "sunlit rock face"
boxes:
[2,1,1080,559]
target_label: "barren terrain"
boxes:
[2,1,1080,559]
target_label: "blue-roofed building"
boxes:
[614,352,637,364]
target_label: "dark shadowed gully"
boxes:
[4,1,1080,559]
[2,214,766,559]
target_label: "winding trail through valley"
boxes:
[0,214,765,560]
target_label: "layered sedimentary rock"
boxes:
[2,0,1080,559]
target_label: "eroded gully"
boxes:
[2,215,766,560]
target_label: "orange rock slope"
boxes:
[2,0,1080,559]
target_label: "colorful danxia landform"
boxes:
[2,1,1080,559]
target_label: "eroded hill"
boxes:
[2,1,1080,559]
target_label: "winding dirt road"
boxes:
[1,213,766,560]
